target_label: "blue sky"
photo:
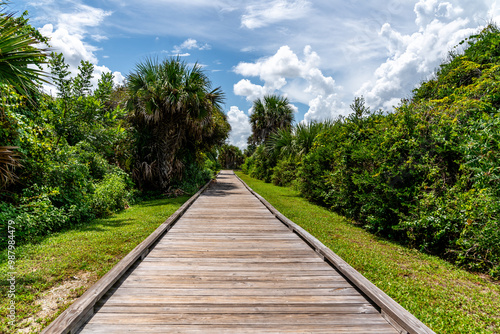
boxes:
[14,0,500,148]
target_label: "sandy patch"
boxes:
[18,272,97,333]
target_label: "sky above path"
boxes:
[15,0,500,149]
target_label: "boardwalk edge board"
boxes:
[234,172,435,334]
[41,176,216,334]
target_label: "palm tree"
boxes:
[267,120,336,159]
[126,57,225,190]
[0,3,48,96]
[0,3,48,188]
[249,94,294,145]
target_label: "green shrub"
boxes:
[271,157,298,187]
[0,187,73,248]
[292,26,500,277]
[91,172,132,217]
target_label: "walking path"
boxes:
[44,171,433,333]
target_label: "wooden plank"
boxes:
[79,323,403,334]
[125,270,345,279]
[91,294,370,305]
[96,303,379,314]
[41,176,215,334]
[53,170,422,333]
[105,287,361,296]
[234,172,435,334]
[84,312,393,325]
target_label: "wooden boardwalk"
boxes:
[44,171,434,334]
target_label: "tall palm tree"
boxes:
[249,94,294,145]
[127,57,225,190]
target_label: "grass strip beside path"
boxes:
[236,172,500,334]
[0,196,189,333]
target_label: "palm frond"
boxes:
[0,13,49,97]
[0,146,22,187]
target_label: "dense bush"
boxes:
[271,157,299,187]
[91,171,132,217]
[0,51,132,247]
[242,145,275,182]
[244,25,500,277]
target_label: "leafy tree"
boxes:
[72,60,93,97]
[127,57,227,190]
[95,72,114,106]
[249,94,294,145]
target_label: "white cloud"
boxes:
[414,0,463,28]
[233,45,345,122]
[37,4,123,93]
[91,34,108,42]
[241,0,311,29]
[233,79,268,102]
[357,0,480,111]
[56,3,112,35]
[172,38,211,54]
[227,106,251,150]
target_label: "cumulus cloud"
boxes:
[414,0,463,28]
[40,23,98,71]
[227,106,251,150]
[233,79,268,102]
[241,0,311,29]
[37,3,123,92]
[233,45,345,122]
[357,0,479,110]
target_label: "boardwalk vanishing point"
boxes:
[43,171,434,334]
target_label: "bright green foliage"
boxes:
[271,156,299,187]
[1,49,133,248]
[242,145,276,182]
[244,25,500,277]
[218,144,244,169]
[243,117,335,185]
[91,172,132,217]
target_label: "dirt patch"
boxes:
[17,272,97,333]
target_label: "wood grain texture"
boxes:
[234,172,435,334]
[73,171,401,333]
[47,170,430,333]
[41,175,214,334]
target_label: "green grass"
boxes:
[236,172,500,334]
[0,196,189,333]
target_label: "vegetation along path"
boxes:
[43,171,432,333]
